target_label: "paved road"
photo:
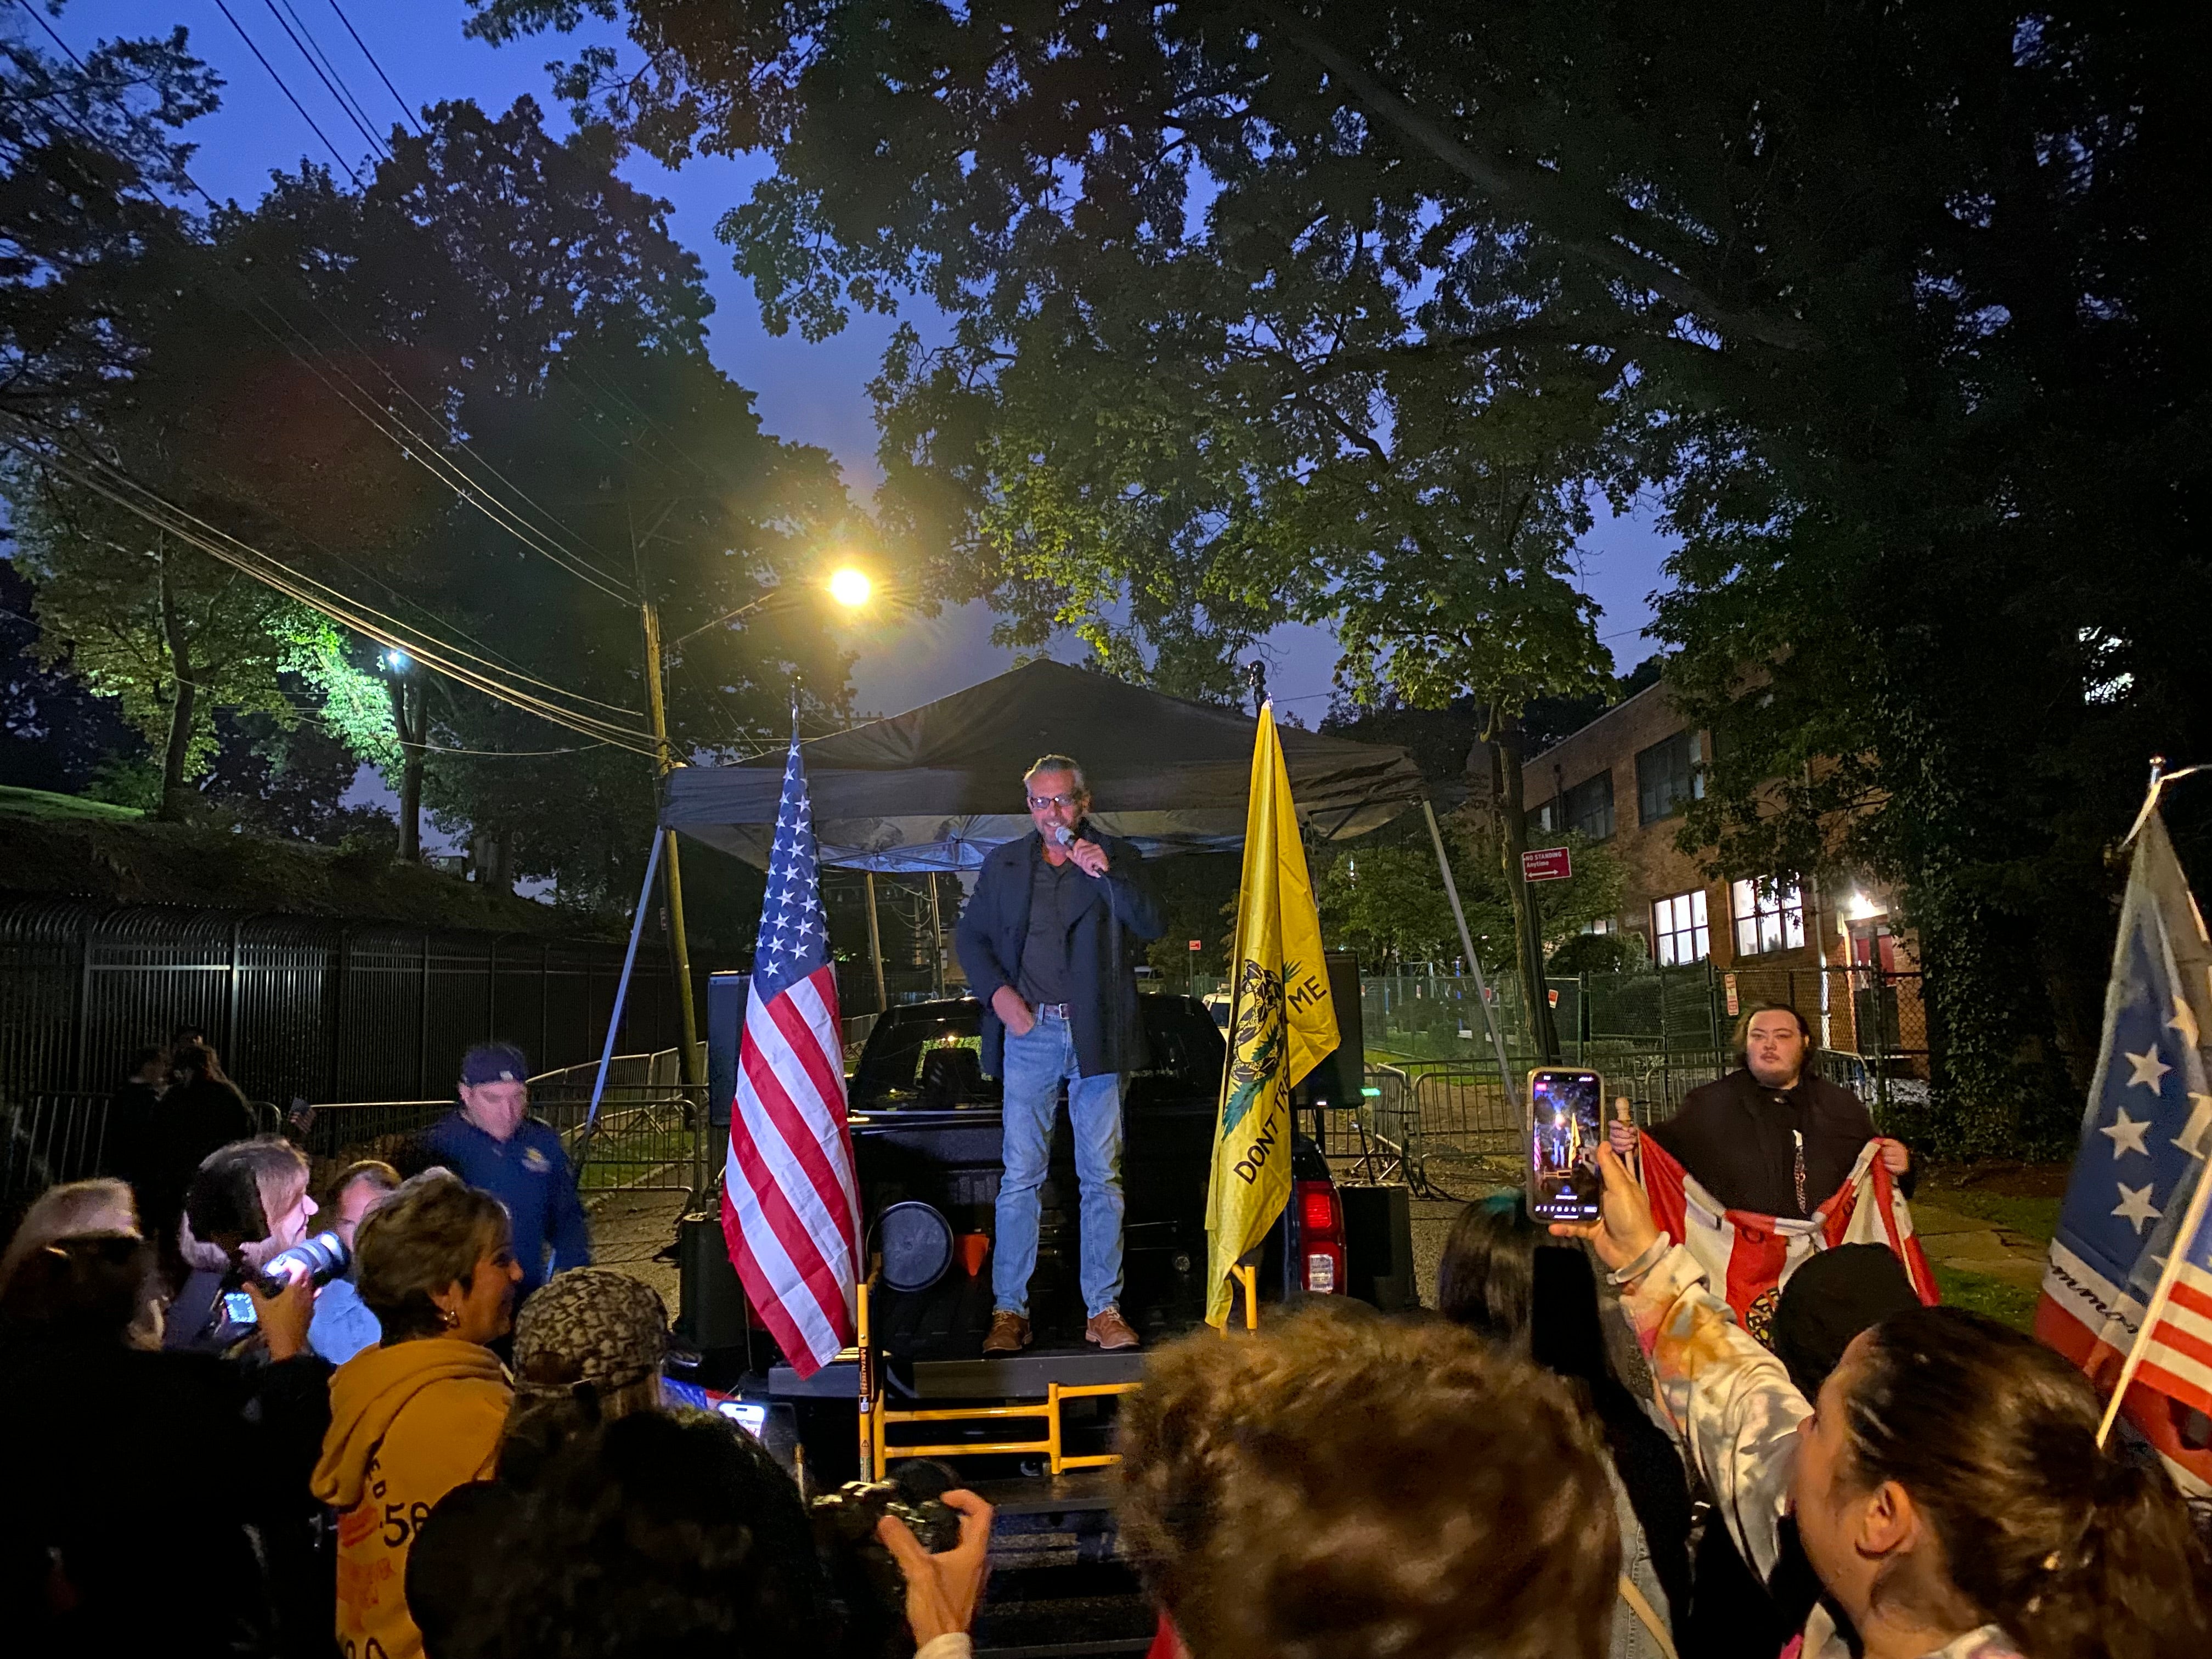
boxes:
[584,1184,691,1310]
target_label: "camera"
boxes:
[253,1230,351,1298]
[809,1461,961,1657]
[810,1475,960,1555]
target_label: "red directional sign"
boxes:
[1521,847,1573,883]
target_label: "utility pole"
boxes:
[864,870,888,1012]
[638,598,702,1086]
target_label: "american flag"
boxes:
[719,725,862,1379]
[2035,809,2212,1496]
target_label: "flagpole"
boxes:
[2122,754,2211,849]
[2098,1152,2212,1446]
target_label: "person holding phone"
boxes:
[166,1136,321,1360]
[1609,1003,1910,1218]
[1553,1144,2209,1659]
[955,753,1166,1354]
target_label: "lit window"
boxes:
[1653,890,1709,966]
[1636,730,1705,824]
[1730,878,1806,957]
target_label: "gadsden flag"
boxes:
[1204,698,1339,1328]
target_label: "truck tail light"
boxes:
[1295,1177,1346,1295]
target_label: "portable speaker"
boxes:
[1340,1183,1417,1312]
[1294,949,1365,1110]
[707,972,746,1128]
[677,1207,752,1350]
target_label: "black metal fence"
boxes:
[0,900,686,1109]
[290,1050,715,1205]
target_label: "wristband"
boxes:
[1606,1234,1671,1288]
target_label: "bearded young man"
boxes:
[1612,1004,1911,1217]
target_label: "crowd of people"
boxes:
[4,1025,2211,1659]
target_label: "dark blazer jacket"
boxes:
[1647,1066,1911,1218]
[955,827,1166,1080]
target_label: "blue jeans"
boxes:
[994,1010,1125,1318]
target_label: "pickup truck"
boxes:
[692,988,1363,1656]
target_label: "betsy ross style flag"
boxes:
[1204,699,1338,1329]
[720,725,863,1379]
[2036,810,2212,1495]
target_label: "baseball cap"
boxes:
[512,1267,669,1399]
[460,1042,531,1087]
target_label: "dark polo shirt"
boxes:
[1015,853,1082,1006]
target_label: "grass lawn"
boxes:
[1931,1263,2041,1332]
[0,784,143,822]
[1911,1184,2062,1246]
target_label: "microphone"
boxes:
[1054,825,1075,848]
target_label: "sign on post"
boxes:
[1521,847,1573,883]
[1188,939,1203,952]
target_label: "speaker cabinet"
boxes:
[707,972,746,1128]
[677,1206,753,1350]
[1294,949,1365,1110]
[1340,1183,1417,1312]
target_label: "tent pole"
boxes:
[1421,797,1520,1115]
[927,872,946,996]
[587,831,664,1139]
[865,870,889,1012]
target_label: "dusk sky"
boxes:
[43,0,1675,723]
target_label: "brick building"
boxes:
[1518,680,1922,1059]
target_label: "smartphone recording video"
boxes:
[1527,1068,1604,1223]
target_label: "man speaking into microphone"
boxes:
[956,754,1166,1353]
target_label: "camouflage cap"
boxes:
[511,1267,668,1398]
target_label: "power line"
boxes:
[208,0,361,185]
[15,2,640,608]
[9,433,662,753]
[321,0,421,136]
[259,0,388,161]
[183,9,639,600]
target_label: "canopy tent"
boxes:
[661,659,1436,872]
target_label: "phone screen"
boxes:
[222,1289,259,1327]
[1527,1069,1604,1223]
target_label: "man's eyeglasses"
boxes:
[1026,793,1083,810]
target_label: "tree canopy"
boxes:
[465,0,2212,1149]
[0,20,864,910]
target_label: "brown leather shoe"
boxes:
[1086,1306,1140,1350]
[982,1310,1031,1354]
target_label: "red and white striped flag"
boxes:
[720,725,862,1378]
[1640,1132,1938,1343]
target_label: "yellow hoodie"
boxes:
[312,1337,511,1659]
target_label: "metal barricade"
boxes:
[543,1082,712,1199]
[1,1092,115,1199]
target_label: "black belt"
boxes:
[1032,1002,1072,1019]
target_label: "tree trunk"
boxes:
[155,543,195,823]
[1490,714,1562,1061]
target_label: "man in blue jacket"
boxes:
[955,754,1166,1354]
[423,1042,591,1300]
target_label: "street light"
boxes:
[827,566,872,610]
[382,647,412,674]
